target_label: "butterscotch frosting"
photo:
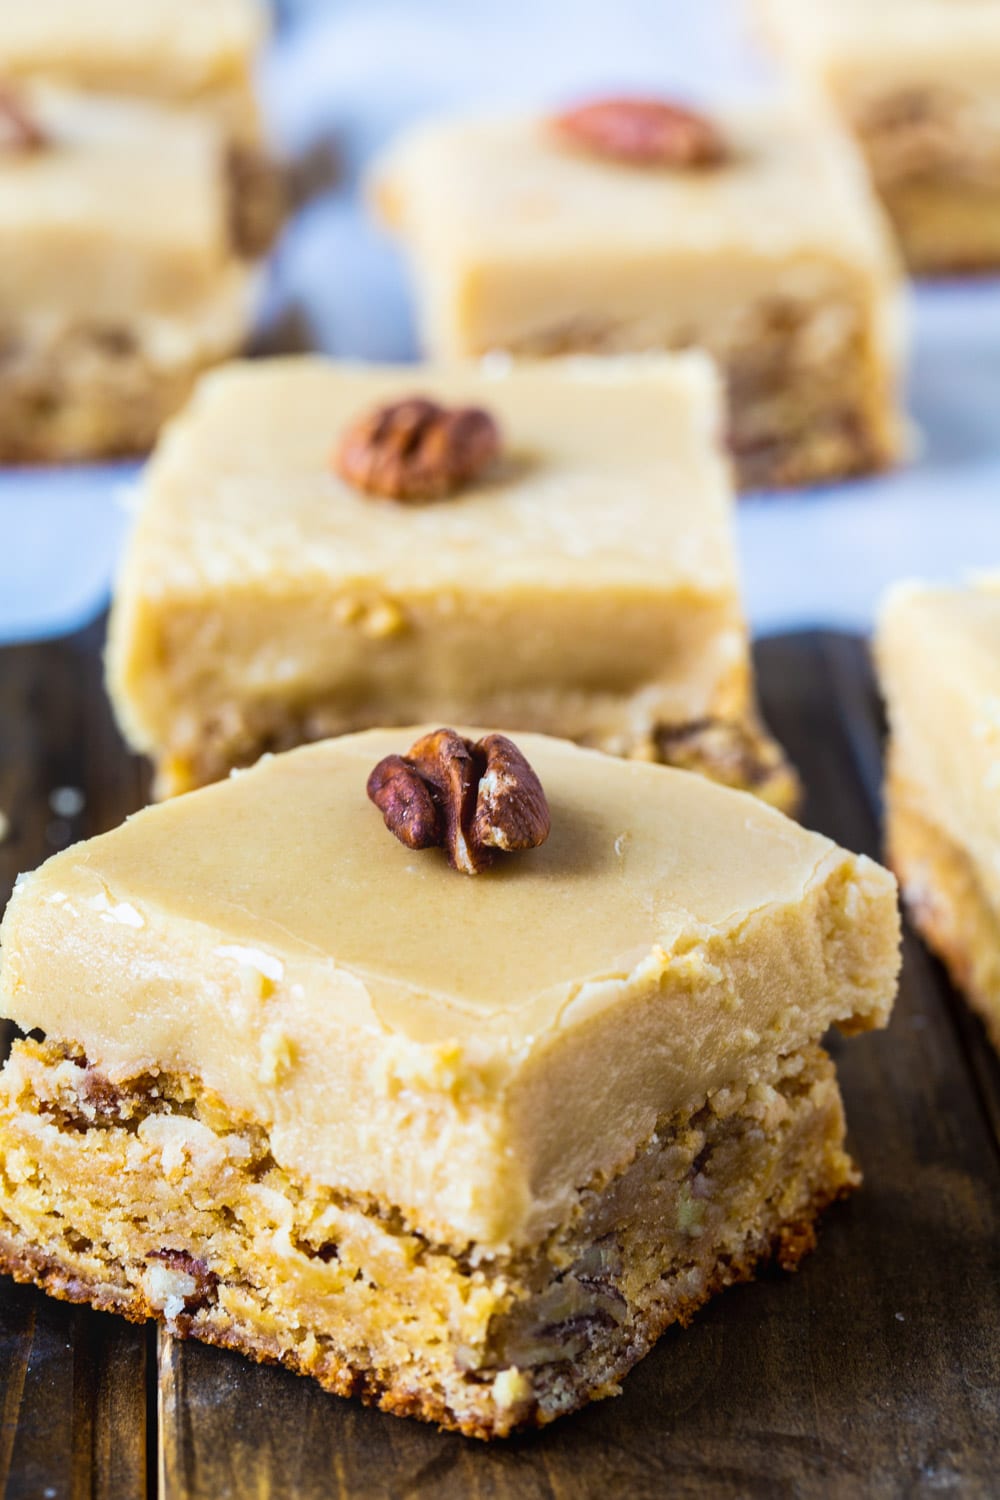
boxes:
[0,730,900,1252]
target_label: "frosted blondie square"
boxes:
[878,580,1000,1050]
[375,96,906,490]
[107,353,796,805]
[0,729,901,1436]
[758,0,1000,274]
[0,0,280,461]
[0,84,270,462]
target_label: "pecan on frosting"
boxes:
[551,96,726,169]
[367,729,551,875]
[334,397,502,502]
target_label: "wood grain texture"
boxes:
[0,627,998,1499]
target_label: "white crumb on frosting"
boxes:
[216,944,284,983]
[87,891,145,928]
[43,889,81,916]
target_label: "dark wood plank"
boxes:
[0,625,149,1500]
[0,620,146,911]
[0,1290,149,1500]
[1,626,999,1498]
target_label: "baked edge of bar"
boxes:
[0,1185,847,1441]
[0,1036,856,1438]
[147,709,801,815]
[886,762,1000,1052]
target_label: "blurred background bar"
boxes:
[3,0,1000,642]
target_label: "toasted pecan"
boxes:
[367,729,550,874]
[552,96,725,169]
[335,397,501,502]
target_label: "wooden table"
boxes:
[1,626,998,1499]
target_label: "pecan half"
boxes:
[334,397,502,502]
[0,86,46,153]
[367,729,550,874]
[551,96,725,169]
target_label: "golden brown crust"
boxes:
[0,327,222,464]
[886,763,1000,1053]
[0,1179,848,1440]
[650,715,801,815]
[155,707,800,816]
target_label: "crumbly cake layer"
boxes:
[153,699,799,812]
[854,88,1000,196]
[0,326,203,464]
[887,762,1000,1052]
[847,88,1000,274]
[0,1035,855,1438]
[502,293,896,492]
[0,279,254,464]
[756,1,1000,274]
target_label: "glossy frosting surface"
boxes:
[116,354,732,597]
[378,99,895,273]
[19,732,831,1042]
[1,731,900,1249]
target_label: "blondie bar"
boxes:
[107,353,797,804]
[0,0,279,461]
[375,96,906,490]
[878,579,1000,1050]
[758,0,1000,274]
[0,729,900,1435]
